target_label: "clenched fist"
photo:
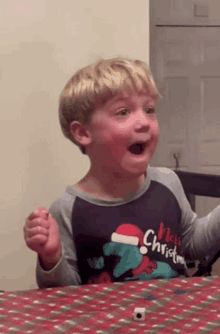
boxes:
[24,207,62,269]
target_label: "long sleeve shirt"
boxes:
[36,167,220,288]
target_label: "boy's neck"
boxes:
[74,169,147,200]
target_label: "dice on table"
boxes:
[134,307,145,321]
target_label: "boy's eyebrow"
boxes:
[113,96,127,102]
[112,95,137,104]
[106,97,128,108]
[112,96,155,106]
[108,98,132,109]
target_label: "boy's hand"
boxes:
[24,207,62,269]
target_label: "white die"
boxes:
[134,307,145,321]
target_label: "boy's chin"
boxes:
[113,165,148,179]
[122,159,150,174]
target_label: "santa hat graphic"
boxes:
[111,224,148,255]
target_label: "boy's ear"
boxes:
[70,121,92,147]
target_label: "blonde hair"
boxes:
[59,57,160,154]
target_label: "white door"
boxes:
[150,0,220,220]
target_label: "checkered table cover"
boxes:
[1,276,220,333]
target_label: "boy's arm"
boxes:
[36,242,81,288]
[36,199,82,288]
[182,205,220,260]
[171,170,220,260]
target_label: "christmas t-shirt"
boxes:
[36,167,220,288]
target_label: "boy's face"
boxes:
[87,88,159,177]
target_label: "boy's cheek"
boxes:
[94,130,126,145]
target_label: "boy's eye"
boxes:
[117,108,130,116]
[146,107,155,114]
[116,107,155,116]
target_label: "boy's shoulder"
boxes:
[48,189,76,222]
[149,166,178,180]
[148,166,182,193]
[48,167,182,215]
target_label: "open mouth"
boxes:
[128,142,147,155]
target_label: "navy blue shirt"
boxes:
[36,167,220,288]
[72,179,185,284]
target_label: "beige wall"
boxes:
[0,0,150,291]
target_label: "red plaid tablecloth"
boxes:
[1,276,220,333]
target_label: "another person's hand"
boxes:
[24,207,62,269]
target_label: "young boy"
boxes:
[24,58,220,288]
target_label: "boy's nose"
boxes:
[134,111,151,131]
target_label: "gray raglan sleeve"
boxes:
[171,170,220,260]
[36,196,82,288]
